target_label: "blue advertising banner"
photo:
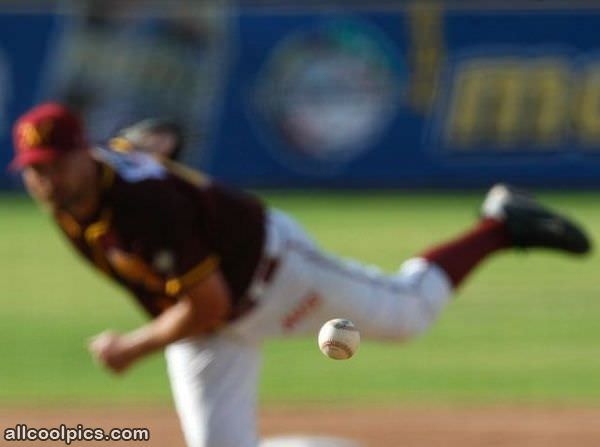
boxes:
[210,7,600,187]
[4,6,600,188]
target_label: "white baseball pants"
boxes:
[165,209,453,447]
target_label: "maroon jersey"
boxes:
[54,147,266,319]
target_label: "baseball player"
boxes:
[12,103,591,447]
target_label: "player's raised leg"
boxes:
[233,184,591,343]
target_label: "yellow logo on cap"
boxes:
[19,120,54,148]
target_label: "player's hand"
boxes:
[88,330,139,375]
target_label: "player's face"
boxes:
[22,150,92,212]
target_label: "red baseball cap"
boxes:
[9,102,87,171]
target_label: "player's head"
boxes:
[116,118,184,161]
[10,102,96,212]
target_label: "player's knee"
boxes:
[387,312,435,342]
[379,290,448,342]
[392,257,454,339]
[398,258,453,301]
[365,306,433,342]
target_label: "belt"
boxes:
[248,255,280,298]
[234,255,280,320]
[235,211,283,318]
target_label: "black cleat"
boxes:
[481,184,591,255]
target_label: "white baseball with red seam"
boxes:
[318,319,360,360]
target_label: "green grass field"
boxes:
[1,191,600,407]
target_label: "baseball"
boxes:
[318,319,360,360]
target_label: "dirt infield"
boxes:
[1,406,600,446]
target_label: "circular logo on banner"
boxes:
[253,20,405,174]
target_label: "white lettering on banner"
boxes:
[445,55,600,149]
